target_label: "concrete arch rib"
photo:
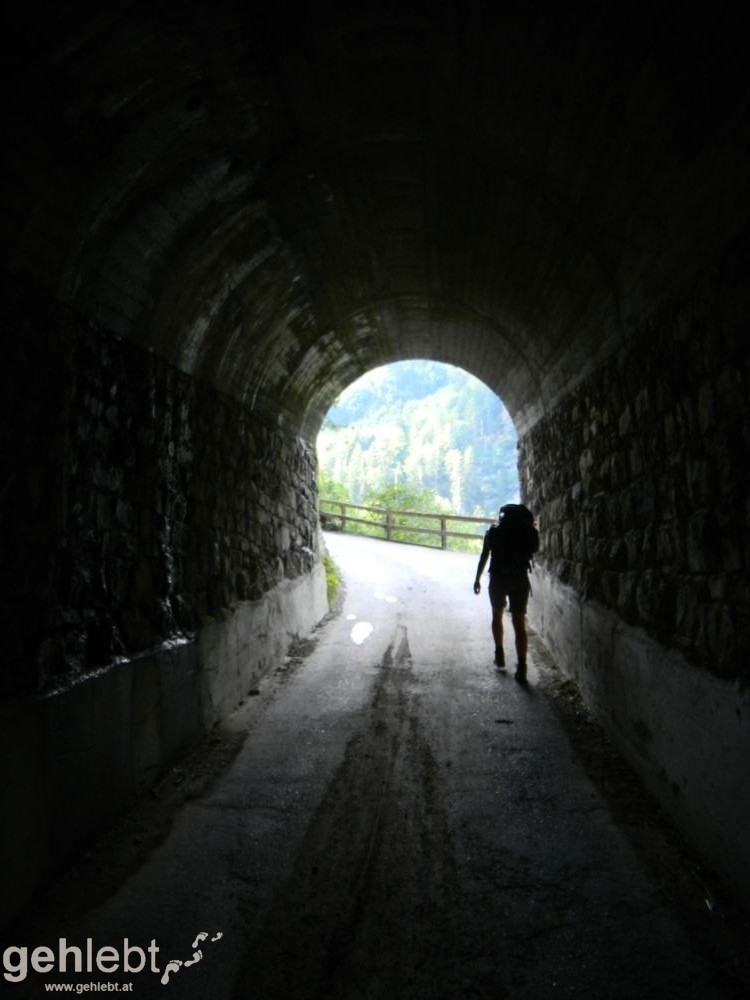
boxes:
[294,296,542,441]
[129,127,616,439]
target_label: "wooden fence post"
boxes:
[319,497,493,548]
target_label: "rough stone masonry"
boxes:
[521,242,750,684]
[2,286,321,698]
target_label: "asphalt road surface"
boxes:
[7,533,749,999]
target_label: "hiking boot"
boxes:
[494,648,505,669]
[515,660,527,683]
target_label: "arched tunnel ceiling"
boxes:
[4,2,750,438]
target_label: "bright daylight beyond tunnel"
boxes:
[316,361,519,549]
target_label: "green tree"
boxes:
[362,484,447,545]
[316,360,520,516]
[318,471,349,502]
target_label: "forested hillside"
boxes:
[316,361,519,517]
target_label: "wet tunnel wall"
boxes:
[2,286,323,694]
[1,284,328,926]
[2,1,750,929]
[521,243,750,904]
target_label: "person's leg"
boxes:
[511,610,527,664]
[492,606,504,663]
[488,575,507,667]
[508,576,531,681]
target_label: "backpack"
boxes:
[489,503,539,573]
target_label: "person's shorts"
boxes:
[488,571,530,615]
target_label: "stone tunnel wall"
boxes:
[0,284,328,929]
[520,241,750,903]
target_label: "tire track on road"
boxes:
[231,621,463,1000]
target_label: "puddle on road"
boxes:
[374,590,397,603]
[350,622,374,645]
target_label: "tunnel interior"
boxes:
[2,1,750,927]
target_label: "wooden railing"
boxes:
[318,498,495,550]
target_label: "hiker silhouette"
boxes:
[473,503,539,682]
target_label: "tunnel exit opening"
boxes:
[316,360,520,550]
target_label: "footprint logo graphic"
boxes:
[159,931,223,986]
[160,960,182,985]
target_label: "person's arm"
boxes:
[474,536,490,593]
